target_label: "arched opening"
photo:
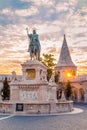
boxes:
[71,86,84,102]
[79,88,84,102]
[56,88,62,100]
[71,87,77,101]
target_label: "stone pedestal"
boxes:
[0,59,73,114]
[84,94,87,102]
[10,60,48,104]
[50,99,57,113]
[48,74,57,102]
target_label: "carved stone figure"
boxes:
[12,71,17,81]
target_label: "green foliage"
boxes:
[40,54,55,81]
[40,54,55,68]
[1,77,10,100]
[65,81,72,100]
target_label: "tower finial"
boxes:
[63,34,66,43]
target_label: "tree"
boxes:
[40,54,55,81]
[65,81,72,100]
[1,77,10,100]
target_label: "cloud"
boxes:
[21,0,55,7]
[77,0,87,9]
[0,8,14,16]
[76,47,87,52]
[15,7,39,17]
[55,2,69,13]
[46,47,60,54]
[77,60,87,64]
[0,6,38,17]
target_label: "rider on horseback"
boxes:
[26,28,41,60]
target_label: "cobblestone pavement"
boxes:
[0,103,87,130]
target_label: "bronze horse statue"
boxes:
[26,28,41,60]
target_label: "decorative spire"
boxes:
[63,34,66,43]
[56,34,76,67]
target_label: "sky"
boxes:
[0,0,87,75]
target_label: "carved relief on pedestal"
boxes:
[20,90,38,101]
[49,74,55,84]
[40,70,47,81]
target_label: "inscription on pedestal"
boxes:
[16,103,23,111]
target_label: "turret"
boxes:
[55,35,77,82]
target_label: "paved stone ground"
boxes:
[0,103,87,130]
[0,115,8,118]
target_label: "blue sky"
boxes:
[0,0,87,74]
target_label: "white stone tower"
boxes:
[55,35,77,82]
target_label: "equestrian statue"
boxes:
[26,28,41,60]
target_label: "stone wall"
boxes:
[0,101,73,114]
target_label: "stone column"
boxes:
[50,99,57,113]
[77,89,80,102]
[42,85,48,101]
[36,68,40,80]
[84,94,87,102]
[22,69,26,80]
[0,94,2,102]
[51,87,57,102]
[84,88,87,102]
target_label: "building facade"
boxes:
[55,35,87,102]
